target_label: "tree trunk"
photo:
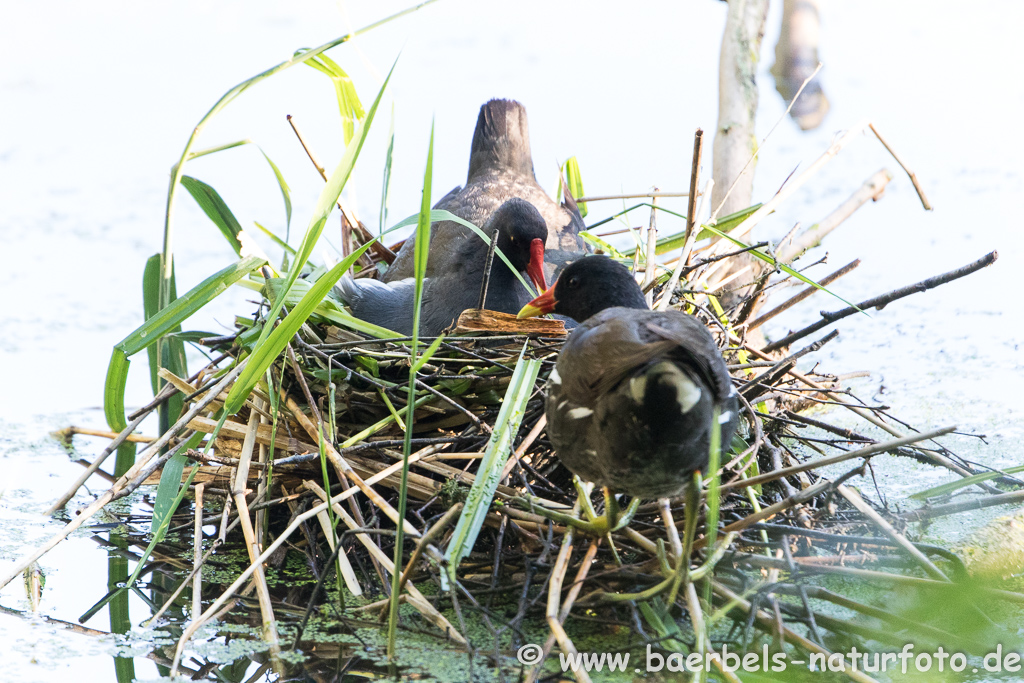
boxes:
[710,0,769,308]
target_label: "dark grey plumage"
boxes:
[385,99,587,283]
[336,198,547,336]
[530,257,739,499]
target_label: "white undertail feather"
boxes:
[651,361,701,413]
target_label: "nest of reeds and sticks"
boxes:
[12,126,1016,683]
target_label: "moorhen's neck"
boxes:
[467,99,535,182]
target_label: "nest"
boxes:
[54,240,1004,681]
[14,126,1012,679]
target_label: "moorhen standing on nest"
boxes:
[336,197,549,336]
[517,256,739,538]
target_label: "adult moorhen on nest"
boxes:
[384,98,588,286]
[336,197,549,336]
[518,256,739,536]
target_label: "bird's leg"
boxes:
[666,471,703,608]
[604,488,641,532]
[573,477,599,522]
[513,480,639,537]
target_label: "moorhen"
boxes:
[517,255,739,535]
[336,197,549,336]
[384,98,588,284]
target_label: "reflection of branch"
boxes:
[762,251,998,353]
[712,62,823,223]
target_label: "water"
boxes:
[1,0,1022,680]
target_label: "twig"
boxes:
[575,190,692,203]
[286,114,395,264]
[711,581,881,683]
[746,259,860,331]
[762,251,998,353]
[837,485,948,582]
[0,359,247,591]
[192,482,205,620]
[869,122,932,210]
[396,502,463,595]
[776,169,891,264]
[476,229,500,310]
[897,489,1024,523]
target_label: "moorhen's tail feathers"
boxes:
[468,99,535,181]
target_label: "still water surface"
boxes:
[1,1,1022,680]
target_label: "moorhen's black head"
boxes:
[487,197,549,292]
[517,255,647,322]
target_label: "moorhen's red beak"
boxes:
[517,276,558,319]
[525,238,548,295]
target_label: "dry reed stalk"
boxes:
[302,480,467,644]
[283,394,421,537]
[1,359,247,590]
[232,401,282,663]
[575,190,693,202]
[642,191,659,307]
[745,258,860,331]
[187,415,315,453]
[287,114,394,265]
[658,175,712,311]
[776,169,891,263]
[837,484,948,581]
[720,425,955,492]
[543,522,592,683]
[192,482,205,619]
[61,426,155,444]
[526,539,600,683]
[47,409,155,514]
[711,581,881,683]
[659,499,683,559]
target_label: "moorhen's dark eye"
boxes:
[568,276,580,288]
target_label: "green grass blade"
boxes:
[224,242,375,415]
[142,254,187,451]
[443,348,542,584]
[387,209,537,297]
[562,156,587,218]
[579,231,625,258]
[81,454,202,623]
[118,256,266,358]
[158,1,435,313]
[143,255,164,396]
[411,335,444,373]
[104,256,266,432]
[151,431,204,534]
[620,204,762,258]
[251,60,395,357]
[253,221,297,255]
[379,105,395,235]
[388,121,435,659]
[910,464,1024,500]
[259,150,292,235]
[181,176,243,255]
